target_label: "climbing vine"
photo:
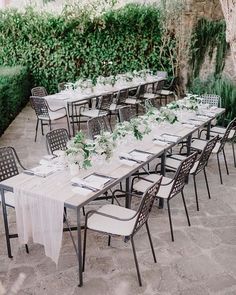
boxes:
[190,18,228,79]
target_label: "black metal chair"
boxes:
[200,94,221,107]
[30,96,70,142]
[0,146,29,258]
[46,128,69,155]
[124,84,146,115]
[164,136,219,211]
[205,117,236,168]
[118,106,135,123]
[87,116,110,140]
[132,152,198,241]
[31,86,48,97]
[191,118,236,184]
[79,93,113,130]
[82,177,162,287]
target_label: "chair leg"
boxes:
[130,236,142,287]
[167,200,174,242]
[222,149,229,175]
[82,226,88,272]
[82,207,85,216]
[41,120,44,136]
[203,168,211,199]
[217,154,223,184]
[181,191,191,226]
[108,235,111,246]
[193,175,199,211]
[1,199,13,258]
[25,244,29,254]
[34,119,39,142]
[232,142,236,168]
[66,115,71,138]
[145,222,157,263]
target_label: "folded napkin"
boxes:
[155,134,179,143]
[24,166,57,177]
[196,115,209,121]
[71,176,104,190]
[119,158,137,167]
[182,123,195,129]
[72,187,92,196]
[153,140,168,146]
[129,150,150,162]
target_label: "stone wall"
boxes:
[183,0,236,84]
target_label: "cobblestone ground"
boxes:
[0,104,236,295]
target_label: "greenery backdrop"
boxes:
[0,66,31,135]
[0,4,176,93]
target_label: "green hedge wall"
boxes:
[0,66,31,135]
[0,4,175,93]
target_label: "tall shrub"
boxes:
[0,66,31,135]
[0,4,175,93]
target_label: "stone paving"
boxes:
[0,104,236,295]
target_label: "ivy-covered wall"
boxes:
[0,4,175,93]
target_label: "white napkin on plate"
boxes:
[153,139,168,146]
[119,158,137,167]
[129,150,150,162]
[25,166,57,177]
[72,187,92,196]
[71,177,104,190]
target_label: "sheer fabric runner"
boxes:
[14,172,71,264]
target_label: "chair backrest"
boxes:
[170,152,198,198]
[145,97,160,109]
[154,80,165,93]
[30,96,50,119]
[218,117,236,152]
[46,128,69,154]
[0,147,25,182]
[116,89,129,104]
[194,136,219,174]
[200,94,221,107]
[87,116,109,139]
[136,84,146,98]
[97,93,113,111]
[118,106,134,122]
[156,71,167,79]
[132,177,162,235]
[58,82,66,92]
[31,86,48,97]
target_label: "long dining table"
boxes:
[0,106,225,287]
[44,75,165,135]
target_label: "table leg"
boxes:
[206,122,211,140]
[186,134,192,156]
[1,189,13,258]
[125,177,131,209]
[77,207,83,287]
[159,151,166,209]
[71,102,75,137]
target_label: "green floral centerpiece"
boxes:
[66,131,95,169]
[159,107,178,124]
[94,131,116,160]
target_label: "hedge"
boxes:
[0,66,31,135]
[0,4,175,93]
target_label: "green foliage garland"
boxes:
[0,4,175,93]
[190,18,228,79]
